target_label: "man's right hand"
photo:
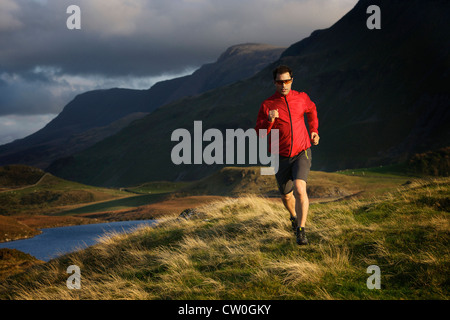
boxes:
[268,109,279,122]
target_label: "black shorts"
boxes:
[275,148,312,195]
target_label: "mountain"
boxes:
[152,43,286,104]
[0,44,285,169]
[49,0,450,187]
[279,0,450,169]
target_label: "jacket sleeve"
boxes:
[254,102,275,138]
[305,95,319,135]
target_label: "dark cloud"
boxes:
[2,0,358,78]
[0,0,358,143]
[0,69,64,115]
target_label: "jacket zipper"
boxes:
[284,96,294,157]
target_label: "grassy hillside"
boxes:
[175,166,412,200]
[1,176,448,299]
[407,147,450,177]
[0,249,44,280]
[0,166,132,216]
[0,165,47,191]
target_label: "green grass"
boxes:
[336,163,411,177]
[0,173,132,216]
[1,177,448,300]
[124,181,191,194]
[55,193,170,215]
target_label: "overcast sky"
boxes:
[0,0,358,145]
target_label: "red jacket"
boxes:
[255,90,319,157]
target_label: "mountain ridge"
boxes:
[0,43,284,169]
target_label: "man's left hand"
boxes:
[311,132,320,145]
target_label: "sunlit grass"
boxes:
[0,178,448,300]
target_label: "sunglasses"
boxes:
[275,79,293,85]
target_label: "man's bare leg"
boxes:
[293,179,309,227]
[281,191,296,220]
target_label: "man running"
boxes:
[255,65,319,245]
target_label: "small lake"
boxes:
[0,219,156,261]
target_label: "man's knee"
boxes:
[293,180,307,199]
[281,191,294,202]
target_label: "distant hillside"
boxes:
[407,147,450,176]
[0,44,284,169]
[0,165,131,216]
[174,167,359,199]
[0,165,45,190]
[48,0,449,187]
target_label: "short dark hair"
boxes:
[273,65,293,80]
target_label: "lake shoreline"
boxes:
[0,215,160,244]
[0,219,158,262]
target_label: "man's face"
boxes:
[274,72,293,96]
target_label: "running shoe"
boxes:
[290,217,298,232]
[296,227,308,245]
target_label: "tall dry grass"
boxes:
[1,178,448,299]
